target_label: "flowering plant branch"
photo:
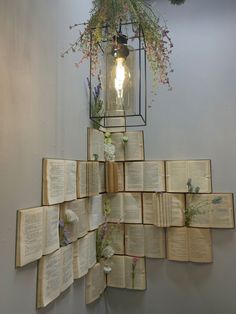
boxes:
[131,257,139,288]
[62,0,185,89]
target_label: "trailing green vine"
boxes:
[62,0,186,89]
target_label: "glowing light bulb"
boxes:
[115,58,125,99]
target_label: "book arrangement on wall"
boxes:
[15,127,235,308]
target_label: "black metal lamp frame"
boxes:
[89,21,147,129]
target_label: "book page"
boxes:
[188,194,235,228]
[188,160,212,193]
[43,205,60,255]
[189,228,213,263]
[107,255,126,288]
[143,193,156,225]
[37,249,61,308]
[60,245,74,292]
[123,193,142,223]
[124,131,144,161]
[166,160,211,193]
[16,207,43,267]
[43,159,65,205]
[105,117,126,133]
[107,193,123,223]
[143,161,165,192]
[88,195,105,230]
[87,128,105,161]
[117,162,125,191]
[125,224,144,257]
[108,223,125,254]
[64,160,77,201]
[125,256,146,290]
[144,225,166,258]
[87,231,97,269]
[166,227,189,262]
[87,161,100,196]
[99,162,106,193]
[73,238,89,279]
[111,133,125,161]
[77,161,88,198]
[125,162,144,191]
[168,193,185,227]
[85,263,106,304]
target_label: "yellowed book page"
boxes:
[144,225,166,258]
[88,128,105,161]
[107,255,126,288]
[60,245,74,292]
[16,207,43,267]
[87,231,97,269]
[105,117,126,133]
[88,195,105,230]
[64,160,77,201]
[111,133,125,161]
[43,205,60,255]
[108,223,125,254]
[72,238,89,279]
[125,224,144,257]
[143,161,165,192]
[124,131,144,161]
[123,193,142,223]
[143,193,156,224]
[37,250,61,308]
[99,162,106,193]
[77,161,88,198]
[188,194,235,228]
[43,159,65,205]
[166,160,211,193]
[155,193,162,227]
[166,227,189,262]
[188,228,213,263]
[87,161,100,196]
[125,256,146,290]
[85,263,106,304]
[125,162,144,191]
[117,162,125,191]
[168,193,185,227]
[107,193,123,223]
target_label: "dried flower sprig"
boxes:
[131,257,139,289]
[61,0,185,89]
[185,179,222,226]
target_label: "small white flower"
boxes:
[102,245,115,259]
[103,265,112,274]
[65,209,79,224]
[104,143,116,161]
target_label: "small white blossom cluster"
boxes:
[104,143,116,161]
[65,209,79,224]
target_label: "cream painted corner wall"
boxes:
[0,1,104,314]
[1,0,236,314]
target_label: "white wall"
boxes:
[1,0,236,314]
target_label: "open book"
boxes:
[73,231,97,279]
[106,162,124,192]
[87,128,105,161]
[60,198,89,243]
[125,224,166,258]
[166,227,213,263]
[186,193,235,228]
[166,160,212,193]
[77,161,100,198]
[107,193,142,223]
[107,255,146,290]
[111,131,144,161]
[85,262,107,304]
[43,159,77,205]
[125,161,165,192]
[16,205,59,267]
[37,245,74,308]
[143,193,185,227]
